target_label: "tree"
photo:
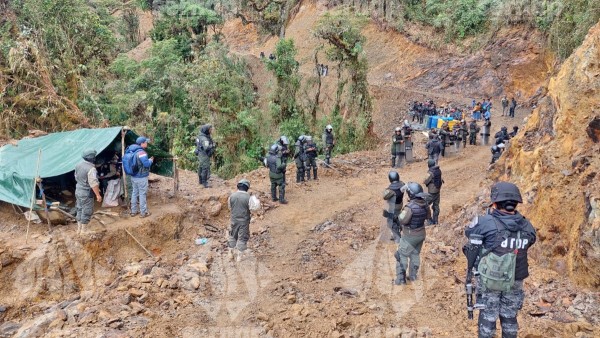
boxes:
[265,38,301,122]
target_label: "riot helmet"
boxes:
[82,149,97,163]
[298,135,306,143]
[326,125,333,132]
[395,127,401,132]
[490,181,522,204]
[405,182,424,199]
[403,120,410,127]
[269,144,280,154]
[280,135,289,145]
[427,159,436,168]
[388,171,399,183]
[238,179,250,191]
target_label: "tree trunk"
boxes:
[312,51,322,122]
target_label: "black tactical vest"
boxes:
[324,132,334,145]
[266,154,281,174]
[406,201,427,229]
[430,167,443,189]
[388,181,404,205]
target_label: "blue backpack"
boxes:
[123,146,141,175]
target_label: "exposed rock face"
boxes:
[495,22,600,288]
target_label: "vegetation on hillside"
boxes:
[0,0,373,178]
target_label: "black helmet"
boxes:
[269,144,280,154]
[388,171,399,183]
[406,182,424,199]
[427,159,436,168]
[490,181,523,203]
[501,126,508,132]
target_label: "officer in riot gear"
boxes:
[277,136,290,183]
[304,136,318,180]
[294,135,306,183]
[382,171,405,243]
[391,127,404,168]
[266,144,287,204]
[322,125,335,165]
[464,182,536,338]
[423,159,443,225]
[394,182,431,285]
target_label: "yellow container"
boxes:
[437,118,457,129]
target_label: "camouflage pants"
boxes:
[228,221,250,251]
[478,280,524,338]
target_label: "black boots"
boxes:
[279,187,288,204]
[296,170,304,183]
[409,265,419,281]
[391,157,396,168]
[313,168,317,180]
[395,270,407,285]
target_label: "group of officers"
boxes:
[263,125,336,204]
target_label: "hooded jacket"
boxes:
[465,209,537,280]
[196,124,215,160]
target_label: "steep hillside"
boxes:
[222,1,554,138]
[493,22,600,288]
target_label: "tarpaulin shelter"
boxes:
[0,127,174,208]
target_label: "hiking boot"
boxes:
[279,199,288,204]
[130,212,138,217]
[140,212,151,218]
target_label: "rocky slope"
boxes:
[493,22,600,288]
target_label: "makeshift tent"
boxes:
[0,127,174,208]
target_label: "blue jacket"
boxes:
[128,144,153,178]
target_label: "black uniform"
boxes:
[465,209,536,338]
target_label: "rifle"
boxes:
[382,210,401,240]
[463,233,484,319]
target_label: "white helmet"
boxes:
[280,135,289,145]
[326,124,333,132]
[403,120,410,127]
[395,127,401,132]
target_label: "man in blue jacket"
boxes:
[129,137,154,217]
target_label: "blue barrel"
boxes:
[429,116,439,129]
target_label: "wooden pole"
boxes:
[121,127,128,200]
[26,149,42,243]
[37,181,52,232]
[124,228,154,258]
[173,157,179,197]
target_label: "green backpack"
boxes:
[478,221,520,292]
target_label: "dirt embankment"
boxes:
[492,22,600,288]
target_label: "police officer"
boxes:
[459,120,469,148]
[383,171,405,243]
[469,120,480,145]
[304,136,318,180]
[267,144,287,204]
[439,122,450,157]
[423,159,443,225]
[394,182,431,285]
[490,144,503,164]
[75,149,102,235]
[196,124,215,188]
[277,135,290,183]
[425,132,443,165]
[228,179,261,261]
[465,182,536,338]
[391,127,404,168]
[322,125,335,165]
[293,135,306,183]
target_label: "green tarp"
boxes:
[0,127,173,208]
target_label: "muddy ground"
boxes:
[0,108,598,337]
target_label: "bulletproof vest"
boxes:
[477,215,533,280]
[197,133,214,156]
[75,160,94,191]
[324,132,334,145]
[305,142,317,158]
[429,167,443,189]
[229,191,251,224]
[428,140,441,155]
[266,154,281,174]
[294,141,305,159]
[278,142,289,160]
[406,201,427,229]
[388,181,404,205]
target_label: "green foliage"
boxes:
[314,10,374,154]
[150,0,223,60]
[265,38,301,122]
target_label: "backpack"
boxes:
[477,220,520,292]
[123,146,141,175]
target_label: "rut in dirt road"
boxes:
[227,143,494,336]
